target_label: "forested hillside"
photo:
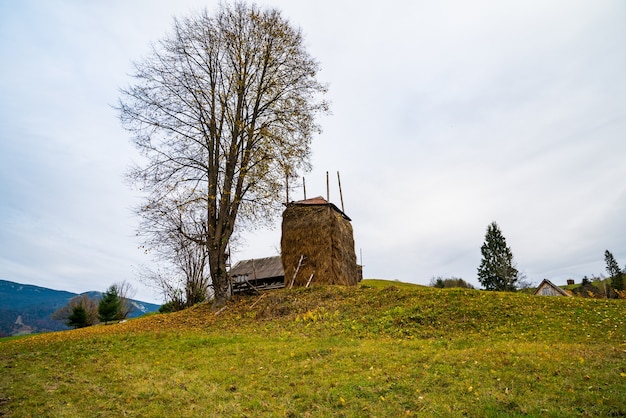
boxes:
[0,280,160,336]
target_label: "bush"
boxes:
[429,276,474,289]
[158,301,183,313]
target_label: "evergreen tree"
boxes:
[98,285,121,324]
[604,250,624,291]
[67,305,88,328]
[477,222,519,291]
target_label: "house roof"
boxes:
[228,256,284,280]
[295,196,329,205]
[534,279,571,297]
[289,196,352,221]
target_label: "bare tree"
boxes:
[52,294,99,326]
[138,208,212,308]
[119,3,328,305]
[115,280,137,320]
[136,191,213,307]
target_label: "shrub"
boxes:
[429,276,474,289]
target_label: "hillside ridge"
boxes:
[15,279,624,345]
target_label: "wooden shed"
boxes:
[228,256,285,294]
[534,279,572,297]
[281,196,360,288]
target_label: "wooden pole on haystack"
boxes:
[337,171,345,213]
[305,273,315,287]
[290,254,305,289]
[303,176,307,200]
[326,171,330,202]
[285,170,289,204]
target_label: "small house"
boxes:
[228,256,285,295]
[534,279,571,297]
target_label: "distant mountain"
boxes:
[0,280,161,337]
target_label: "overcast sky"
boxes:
[1,1,624,303]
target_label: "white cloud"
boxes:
[1,0,625,302]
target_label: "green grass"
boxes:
[1,280,625,417]
[359,278,426,290]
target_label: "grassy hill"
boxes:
[1,280,625,417]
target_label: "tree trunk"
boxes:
[208,241,230,307]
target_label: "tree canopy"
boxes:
[477,222,519,291]
[119,2,328,304]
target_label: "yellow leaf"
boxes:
[380,396,385,401]
[339,397,346,405]
[620,372,626,378]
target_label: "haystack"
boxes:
[281,196,359,287]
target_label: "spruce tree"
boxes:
[604,250,624,291]
[98,285,121,324]
[67,305,88,328]
[477,222,519,291]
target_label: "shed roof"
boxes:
[534,279,572,297]
[229,256,284,280]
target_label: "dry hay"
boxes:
[281,201,359,287]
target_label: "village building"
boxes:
[534,279,572,297]
[228,256,285,295]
